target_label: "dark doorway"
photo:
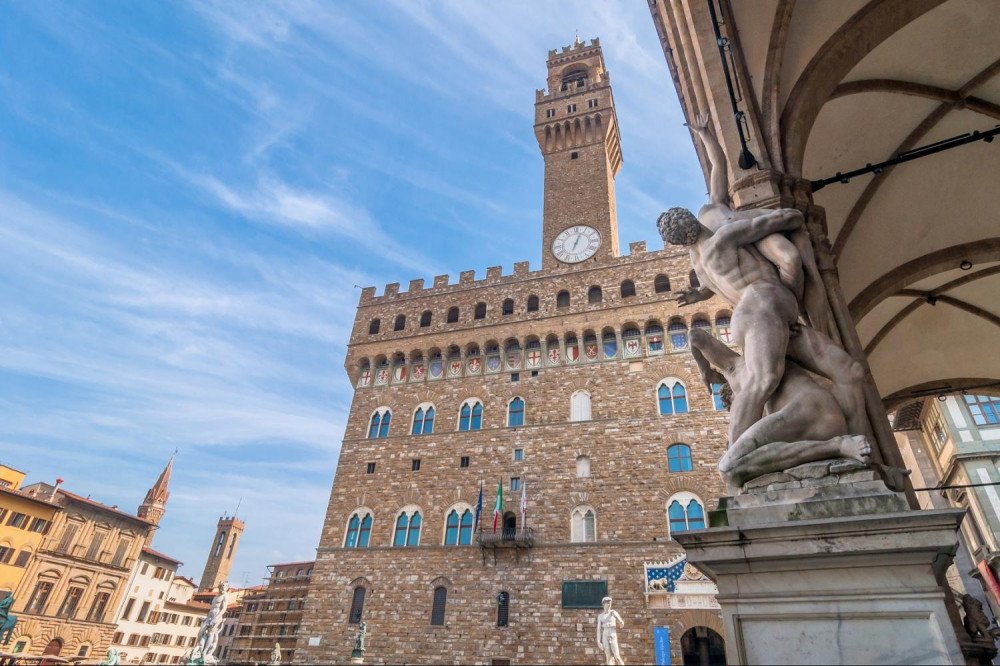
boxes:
[681,627,726,665]
[502,512,517,540]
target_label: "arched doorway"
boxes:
[681,627,725,666]
[40,638,63,666]
[502,512,516,540]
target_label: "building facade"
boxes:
[228,562,312,664]
[294,39,733,665]
[7,480,153,660]
[894,394,1000,621]
[0,464,59,600]
[110,547,183,664]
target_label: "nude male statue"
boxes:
[689,327,871,490]
[596,596,625,665]
[684,113,834,339]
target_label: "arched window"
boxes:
[576,455,591,478]
[657,380,689,415]
[716,315,733,343]
[571,506,596,543]
[508,398,525,427]
[368,408,391,439]
[691,317,711,332]
[420,310,432,327]
[689,269,701,288]
[645,323,664,354]
[368,319,381,335]
[412,404,435,435]
[561,67,588,90]
[447,307,459,323]
[527,295,539,312]
[668,319,688,350]
[345,511,372,548]
[474,302,487,319]
[497,591,510,627]
[556,290,570,308]
[444,509,474,546]
[588,286,603,303]
[458,400,483,431]
[215,531,226,557]
[681,627,726,665]
[349,587,365,623]
[667,444,693,472]
[571,390,592,422]
[620,280,636,298]
[654,274,671,293]
[393,510,422,547]
[502,299,514,315]
[431,587,447,626]
[712,384,726,410]
[394,315,406,331]
[668,492,706,536]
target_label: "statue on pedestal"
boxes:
[596,596,624,665]
[0,594,16,646]
[187,582,229,665]
[350,622,367,663]
[659,113,870,489]
[269,642,282,664]
[99,647,121,665]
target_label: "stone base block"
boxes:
[677,475,966,665]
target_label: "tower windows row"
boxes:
[364,378,722,439]
[357,315,733,389]
[364,272,702,335]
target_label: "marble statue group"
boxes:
[185,582,229,665]
[659,113,871,491]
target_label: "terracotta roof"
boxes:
[0,484,60,509]
[268,559,315,569]
[57,489,154,525]
[142,546,183,565]
[174,575,197,587]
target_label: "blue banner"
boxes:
[654,626,670,665]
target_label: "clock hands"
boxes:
[571,235,583,251]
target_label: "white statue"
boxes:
[596,596,624,665]
[270,642,282,664]
[190,582,229,664]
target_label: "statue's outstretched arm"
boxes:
[715,208,803,249]
[687,113,729,206]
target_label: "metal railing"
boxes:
[476,527,535,547]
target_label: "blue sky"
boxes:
[0,1,704,584]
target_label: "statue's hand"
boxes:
[685,112,710,133]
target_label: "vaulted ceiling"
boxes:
[652,0,1000,406]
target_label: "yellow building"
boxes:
[0,464,59,598]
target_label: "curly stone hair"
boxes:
[657,207,701,246]
[719,382,734,411]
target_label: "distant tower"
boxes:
[198,515,245,592]
[534,37,623,270]
[137,455,173,545]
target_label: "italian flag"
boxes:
[493,481,503,533]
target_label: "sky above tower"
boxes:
[0,1,705,582]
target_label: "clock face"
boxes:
[552,225,601,263]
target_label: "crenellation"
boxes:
[383,283,400,298]
[629,241,647,255]
[486,266,502,280]
[513,261,529,276]
[360,287,376,303]
[408,279,424,293]
[459,270,476,284]
[433,275,449,289]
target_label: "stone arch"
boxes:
[430,575,454,591]
[654,477,707,502]
[347,576,373,594]
[883,377,1000,412]
[676,609,725,636]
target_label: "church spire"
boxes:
[138,454,173,538]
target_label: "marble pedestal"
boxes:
[675,462,966,665]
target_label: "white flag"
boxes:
[519,480,527,533]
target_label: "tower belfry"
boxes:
[137,455,173,545]
[534,37,623,270]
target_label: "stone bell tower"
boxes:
[534,36,623,270]
[198,514,245,592]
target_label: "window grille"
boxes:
[527,295,539,312]
[393,315,406,331]
[654,274,671,293]
[447,307,459,323]
[556,291,570,308]
[349,587,365,623]
[474,303,487,319]
[368,319,380,334]
[497,592,510,627]
[420,311,432,327]
[502,299,514,315]
[620,280,635,298]
[588,286,602,303]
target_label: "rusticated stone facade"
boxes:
[294,38,731,665]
